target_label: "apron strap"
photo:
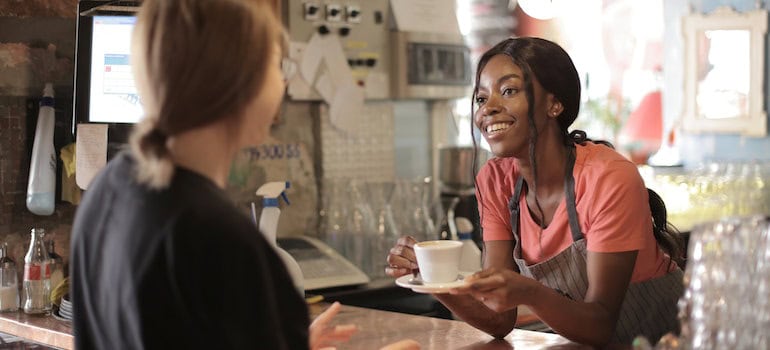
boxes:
[509,176,525,237]
[564,145,583,242]
[508,144,584,243]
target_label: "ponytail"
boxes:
[648,189,686,269]
[129,118,175,190]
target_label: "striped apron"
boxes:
[507,145,684,344]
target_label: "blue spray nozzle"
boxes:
[257,181,291,207]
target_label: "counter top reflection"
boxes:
[309,303,589,350]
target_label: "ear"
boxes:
[547,94,564,119]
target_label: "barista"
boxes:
[386,37,684,347]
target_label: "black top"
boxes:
[70,153,309,350]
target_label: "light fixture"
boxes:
[515,0,562,20]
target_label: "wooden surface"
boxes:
[0,311,72,349]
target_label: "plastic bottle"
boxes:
[26,83,57,216]
[456,217,481,272]
[0,243,19,312]
[256,181,304,296]
[23,228,51,314]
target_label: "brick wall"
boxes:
[0,0,77,273]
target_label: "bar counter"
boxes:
[0,304,586,349]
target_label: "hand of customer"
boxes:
[310,302,357,350]
[385,236,419,277]
[449,268,534,313]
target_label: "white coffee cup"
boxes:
[414,240,463,284]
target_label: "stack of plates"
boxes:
[53,295,72,322]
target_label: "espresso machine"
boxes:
[436,146,488,247]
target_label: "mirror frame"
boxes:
[682,6,768,137]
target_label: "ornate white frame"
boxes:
[682,6,768,137]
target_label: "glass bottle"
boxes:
[0,243,19,312]
[23,228,51,314]
[46,240,64,290]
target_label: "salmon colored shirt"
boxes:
[477,142,673,282]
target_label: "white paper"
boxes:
[287,41,316,100]
[75,123,108,190]
[390,0,461,35]
[315,72,335,103]
[300,34,325,84]
[329,82,365,133]
[318,35,354,88]
[299,33,356,102]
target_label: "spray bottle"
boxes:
[26,83,56,216]
[456,217,481,272]
[256,181,304,296]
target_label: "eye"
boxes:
[475,96,487,105]
[502,87,517,96]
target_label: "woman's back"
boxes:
[70,153,309,349]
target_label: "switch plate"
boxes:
[303,2,321,21]
[346,5,362,23]
[326,4,343,22]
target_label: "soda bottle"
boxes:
[23,228,51,314]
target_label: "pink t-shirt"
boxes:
[476,142,673,282]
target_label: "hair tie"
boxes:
[148,128,168,142]
[568,129,587,144]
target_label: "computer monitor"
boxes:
[72,1,141,140]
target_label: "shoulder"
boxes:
[477,156,517,189]
[575,142,642,185]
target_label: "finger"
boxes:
[311,301,341,328]
[320,324,358,341]
[397,236,418,247]
[468,274,506,290]
[386,249,418,269]
[385,266,411,277]
[465,268,498,282]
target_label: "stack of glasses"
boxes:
[677,215,770,349]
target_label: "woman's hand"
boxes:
[449,268,535,313]
[385,236,419,277]
[309,302,357,350]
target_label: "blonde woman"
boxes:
[70,0,373,349]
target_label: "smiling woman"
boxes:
[387,37,685,347]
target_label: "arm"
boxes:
[453,249,637,347]
[528,250,637,346]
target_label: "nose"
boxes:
[479,95,502,117]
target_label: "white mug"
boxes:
[414,240,463,284]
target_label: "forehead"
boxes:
[478,54,522,84]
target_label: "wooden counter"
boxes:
[0,303,586,349]
[0,311,72,349]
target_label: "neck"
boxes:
[167,122,242,189]
[515,130,569,196]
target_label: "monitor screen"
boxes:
[88,15,142,124]
[73,1,142,137]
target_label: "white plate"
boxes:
[395,271,472,294]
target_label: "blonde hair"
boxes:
[129,0,282,189]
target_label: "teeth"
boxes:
[486,122,512,134]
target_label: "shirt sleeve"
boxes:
[476,161,515,241]
[584,160,652,253]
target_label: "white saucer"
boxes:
[395,271,472,294]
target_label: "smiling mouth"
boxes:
[486,122,513,136]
